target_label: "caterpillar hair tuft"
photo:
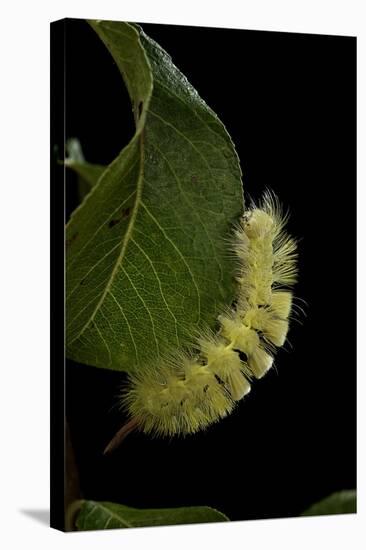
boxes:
[119,191,299,438]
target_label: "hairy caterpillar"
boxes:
[107,192,298,448]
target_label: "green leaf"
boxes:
[75,500,229,530]
[65,138,106,201]
[301,490,356,516]
[66,20,243,372]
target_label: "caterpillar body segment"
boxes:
[122,192,298,437]
[124,361,235,437]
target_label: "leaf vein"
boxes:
[109,291,139,365]
[94,322,112,367]
[67,241,121,301]
[67,136,145,347]
[67,184,137,272]
[130,237,180,346]
[120,265,160,357]
[140,200,201,322]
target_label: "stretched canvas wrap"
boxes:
[50,18,356,532]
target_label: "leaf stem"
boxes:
[103,417,140,455]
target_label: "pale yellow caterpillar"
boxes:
[112,191,298,443]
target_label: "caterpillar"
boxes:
[109,191,298,446]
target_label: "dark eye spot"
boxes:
[214,374,225,386]
[238,350,248,362]
[203,384,209,393]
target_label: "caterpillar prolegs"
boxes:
[116,192,298,441]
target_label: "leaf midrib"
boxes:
[91,502,133,528]
[67,133,145,348]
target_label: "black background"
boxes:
[60,19,356,522]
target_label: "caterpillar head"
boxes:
[243,208,274,239]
